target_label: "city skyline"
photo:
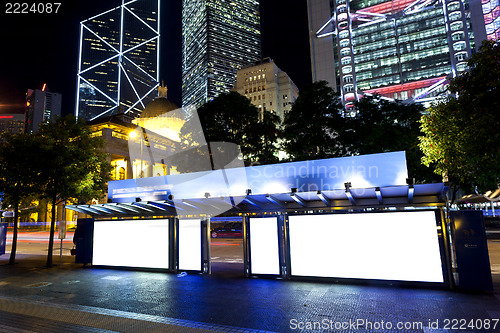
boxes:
[0,0,311,117]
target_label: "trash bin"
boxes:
[451,210,493,292]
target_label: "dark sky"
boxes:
[0,0,311,115]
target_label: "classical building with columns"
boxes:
[88,85,183,181]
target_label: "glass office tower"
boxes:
[76,0,160,121]
[182,0,261,108]
[309,0,492,113]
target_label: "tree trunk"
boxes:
[8,201,19,265]
[46,195,56,267]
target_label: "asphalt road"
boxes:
[6,231,75,256]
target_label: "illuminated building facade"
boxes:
[182,0,261,108]
[25,86,62,133]
[89,85,180,182]
[233,58,299,121]
[76,0,160,121]
[308,0,493,113]
[0,114,25,135]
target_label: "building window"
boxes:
[341,57,351,65]
[343,75,353,83]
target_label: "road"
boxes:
[5,231,75,256]
[5,230,243,262]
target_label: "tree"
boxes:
[345,95,438,183]
[282,81,345,161]
[36,115,112,267]
[174,92,281,172]
[0,133,42,264]
[419,40,500,194]
[255,111,282,165]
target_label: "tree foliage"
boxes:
[345,95,438,183]
[282,81,345,160]
[0,115,112,266]
[0,133,43,264]
[419,40,500,193]
[37,115,112,266]
[174,92,281,172]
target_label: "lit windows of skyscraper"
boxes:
[0,114,25,135]
[76,0,160,121]
[182,0,261,108]
[307,0,493,111]
[482,0,500,39]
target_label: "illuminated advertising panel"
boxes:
[289,211,443,282]
[179,219,202,271]
[249,217,280,275]
[93,219,169,269]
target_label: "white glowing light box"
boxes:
[288,211,444,282]
[178,219,202,271]
[93,219,169,269]
[250,217,280,275]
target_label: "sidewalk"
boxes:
[1,254,500,332]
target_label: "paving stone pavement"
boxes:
[1,254,500,332]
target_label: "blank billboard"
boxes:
[250,217,280,275]
[93,219,169,269]
[288,211,443,282]
[179,219,202,271]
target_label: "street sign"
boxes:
[2,211,14,218]
[59,220,67,239]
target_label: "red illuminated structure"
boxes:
[0,114,25,135]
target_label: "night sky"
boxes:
[0,0,311,115]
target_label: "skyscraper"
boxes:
[0,114,25,135]
[307,0,338,92]
[182,0,261,108]
[307,0,493,113]
[76,0,160,121]
[25,86,62,133]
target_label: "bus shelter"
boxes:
[67,152,492,290]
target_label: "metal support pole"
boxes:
[202,216,211,274]
[282,213,291,279]
[440,208,455,289]
[242,214,250,277]
[169,217,178,272]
